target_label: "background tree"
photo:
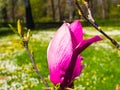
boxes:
[30,0,48,22]
[24,0,34,29]
[0,0,9,24]
[58,0,62,21]
[1,5,8,25]
[0,0,120,23]
[51,0,55,21]
[67,0,74,21]
[11,0,15,21]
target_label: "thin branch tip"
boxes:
[117,45,120,50]
[23,39,49,87]
[74,0,120,50]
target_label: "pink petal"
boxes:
[60,54,83,87]
[47,20,102,87]
[60,55,83,85]
[47,22,73,85]
[69,20,83,48]
[72,55,84,80]
[75,35,102,54]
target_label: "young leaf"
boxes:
[27,29,31,41]
[8,24,18,35]
[17,20,24,37]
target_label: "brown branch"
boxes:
[74,0,120,50]
[23,40,49,87]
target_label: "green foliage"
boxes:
[8,24,18,35]
[30,0,47,22]
[37,17,53,23]
[109,4,120,18]
[0,0,9,8]
[0,0,120,23]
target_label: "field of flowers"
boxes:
[0,26,120,90]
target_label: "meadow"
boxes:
[0,25,120,90]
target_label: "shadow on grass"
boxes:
[0,27,15,37]
[0,19,120,37]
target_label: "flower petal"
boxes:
[60,52,84,87]
[75,35,102,54]
[72,55,84,80]
[70,20,84,45]
[47,22,73,85]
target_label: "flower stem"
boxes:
[74,0,120,50]
[23,40,49,88]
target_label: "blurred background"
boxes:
[0,0,120,28]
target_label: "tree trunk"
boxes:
[106,0,111,19]
[67,0,74,21]
[24,0,34,29]
[11,0,15,22]
[101,0,106,19]
[51,0,55,21]
[2,6,8,26]
[58,0,62,21]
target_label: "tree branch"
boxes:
[74,0,120,50]
[23,40,49,88]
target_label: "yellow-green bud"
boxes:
[17,19,23,37]
[78,10,82,16]
[27,29,31,41]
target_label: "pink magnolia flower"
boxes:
[47,20,102,87]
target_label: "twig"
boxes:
[23,40,49,87]
[74,0,120,50]
[9,20,50,89]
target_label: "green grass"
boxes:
[75,46,120,90]
[0,26,120,89]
